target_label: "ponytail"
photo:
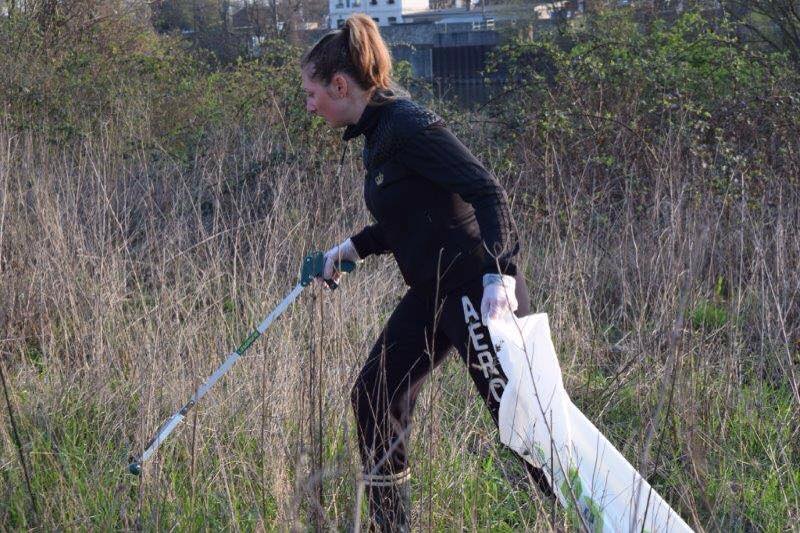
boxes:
[344,14,392,90]
[301,14,404,101]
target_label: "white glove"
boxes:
[481,274,518,321]
[320,238,361,286]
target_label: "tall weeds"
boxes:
[1,5,798,531]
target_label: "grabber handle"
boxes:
[300,252,357,290]
[324,260,356,290]
[337,260,357,273]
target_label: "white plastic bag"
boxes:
[488,313,693,533]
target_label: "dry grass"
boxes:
[0,98,798,531]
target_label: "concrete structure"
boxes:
[305,2,584,104]
[403,1,577,25]
[328,0,428,29]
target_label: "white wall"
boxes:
[400,0,428,11]
[329,0,428,28]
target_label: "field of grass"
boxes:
[1,5,799,531]
[1,106,798,530]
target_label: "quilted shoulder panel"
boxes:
[364,99,443,170]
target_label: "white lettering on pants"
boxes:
[462,295,505,403]
[489,378,505,403]
[476,350,500,379]
[462,296,480,323]
[468,322,488,351]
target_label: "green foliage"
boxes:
[722,1,800,66]
[394,59,414,87]
[571,367,799,530]
[561,467,604,533]
[702,380,798,530]
[413,441,541,530]
[0,6,304,162]
[691,300,729,330]
[692,276,731,330]
[486,8,800,196]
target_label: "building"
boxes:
[307,2,584,104]
[328,0,429,29]
[402,1,577,26]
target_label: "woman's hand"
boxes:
[481,274,518,321]
[319,238,361,287]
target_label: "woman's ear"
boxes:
[329,73,349,98]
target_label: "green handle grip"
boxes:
[336,260,357,273]
[300,252,357,289]
[324,260,356,290]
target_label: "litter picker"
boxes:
[128,251,355,475]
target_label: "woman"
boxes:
[302,14,551,530]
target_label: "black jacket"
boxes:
[345,97,520,292]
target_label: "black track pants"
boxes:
[351,273,552,496]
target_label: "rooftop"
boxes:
[402,2,565,22]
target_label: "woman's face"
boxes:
[302,66,349,128]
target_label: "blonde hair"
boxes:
[302,14,402,101]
